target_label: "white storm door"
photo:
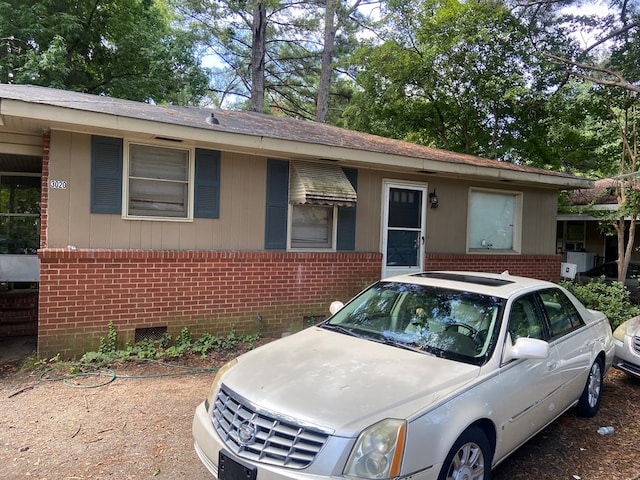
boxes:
[382,182,427,278]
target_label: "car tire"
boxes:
[438,426,492,480]
[576,357,603,417]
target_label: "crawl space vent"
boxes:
[135,326,168,343]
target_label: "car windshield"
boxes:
[322,281,505,365]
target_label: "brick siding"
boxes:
[0,291,38,336]
[34,249,562,358]
[36,249,382,358]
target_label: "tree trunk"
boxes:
[316,0,338,123]
[251,2,267,112]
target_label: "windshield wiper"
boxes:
[320,323,365,338]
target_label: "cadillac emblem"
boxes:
[237,421,257,446]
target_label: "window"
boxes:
[126,143,191,219]
[565,221,585,251]
[508,295,545,342]
[264,160,357,251]
[0,174,40,254]
[91,136,221,220]
[290,205,334,249]
[468,189,522,253]
[539,289,584,337]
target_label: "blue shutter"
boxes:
[91,136,123,214]
[265,160,289,249]
[195,149,221,218]
[337,168,358,251]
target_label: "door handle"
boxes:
[546,360,557,370]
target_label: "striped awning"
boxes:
[289,161,357,207]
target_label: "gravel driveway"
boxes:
[2,347,640,480]
[1,364,214,479]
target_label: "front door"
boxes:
[382,182,427,278]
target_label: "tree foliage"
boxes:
[0,0,209,104]
[519,0,640,281]
[342,0,563,163]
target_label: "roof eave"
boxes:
[1,98,591,190]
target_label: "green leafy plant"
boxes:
[560,279,640,330]
[98,321,118,354]
[78,323,261,364]
[192,333,217,359]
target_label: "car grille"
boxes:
[212,385,330,469]
[632,335,640,355]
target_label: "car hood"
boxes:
[221,327,480,435]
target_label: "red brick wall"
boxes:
[425,253,562,282]
[0,291,38,336]
[36,249,382,358]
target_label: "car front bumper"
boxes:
[612,335,640,379]
[192,400,441,480]
[193,400,352,480]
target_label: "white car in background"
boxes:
[612,316,640,378]
[193,271,614,480]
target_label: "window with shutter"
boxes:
[91,137,220,222]
[265,160,358,251]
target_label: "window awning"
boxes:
[289,161,357,207]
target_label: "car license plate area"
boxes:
[219,450,257,480]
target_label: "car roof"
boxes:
[382,271,556,299]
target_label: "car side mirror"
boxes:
[502,335,550,364]
[329,301,344,315]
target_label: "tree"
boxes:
[518,0,640,282]
[315,0,374,122]
[177,0,375,119]
[342,0,558,162]
[0,0,209,104]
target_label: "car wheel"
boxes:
[576,358,603,417]
[438,426,491,480]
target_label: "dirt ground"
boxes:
[1,341,640,480]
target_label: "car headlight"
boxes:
[344,419,406,479]
[206,358,238,405]
[613,323,627,342]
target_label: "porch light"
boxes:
[429,189,439,209]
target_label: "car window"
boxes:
[538,288,585,338]
[627,264,640,279]
[507,295,546,342]
[586,264,615,277]
[324,281,505,365]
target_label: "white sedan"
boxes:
[193,271,614,480]
[612,316,640,378]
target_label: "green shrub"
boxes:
[560,279,640,330]
[79,324,261,364]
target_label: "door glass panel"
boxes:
[388,188,420,228]
[386,231,419,267]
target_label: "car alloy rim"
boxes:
[447,441,485,480]
[587,362,602,408]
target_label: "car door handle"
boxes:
[547,360,557,370]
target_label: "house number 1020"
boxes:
[50,180,68,189]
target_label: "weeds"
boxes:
[78,324,261,365]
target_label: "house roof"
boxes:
[567,178,618,206]
[0,84,592,189]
